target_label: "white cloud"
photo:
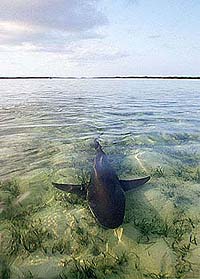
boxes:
[0,38,129,63]
[0,21,44,45]
[62,40,129,62]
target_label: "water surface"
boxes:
[0,79,200,279]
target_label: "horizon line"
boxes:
[0,75,200,80]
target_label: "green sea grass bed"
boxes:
[1,136,200,279]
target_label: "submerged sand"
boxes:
[0,135,200,279]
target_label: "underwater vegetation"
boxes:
[59,251,129,279]
[0,132,200,279]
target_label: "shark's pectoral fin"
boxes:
[120,176,150,192]
[52,182,86,198]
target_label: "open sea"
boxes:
[0,79,200,279]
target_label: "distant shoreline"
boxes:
[0,76,200,80]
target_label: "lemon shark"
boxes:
[52,140,150,229]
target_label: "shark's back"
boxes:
[87,144,125,229]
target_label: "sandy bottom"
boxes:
[0,139,200,279]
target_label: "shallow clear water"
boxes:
[0,79,200,279]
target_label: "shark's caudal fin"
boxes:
[52,182,86,198]
[120,176,150,192]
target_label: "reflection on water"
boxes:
[0,79,200,279]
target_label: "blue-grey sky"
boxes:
[0,0,199,76]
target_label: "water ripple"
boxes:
[0,79,200,177]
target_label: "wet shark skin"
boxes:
[87,145,125,229]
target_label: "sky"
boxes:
[0,0,199,77]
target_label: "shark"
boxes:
[52,139,150,229]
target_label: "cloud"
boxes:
[52,40,129,61]
[0,1,129,63]
[0,37,129,63]
[0,0,107,32]
[0,21,44,45]
[0,0,108,50]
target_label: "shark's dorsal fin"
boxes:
[119,176,150,192]
[52,182,86,198]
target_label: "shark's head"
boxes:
[94,138,102,151]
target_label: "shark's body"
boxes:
[53,140,150,229]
